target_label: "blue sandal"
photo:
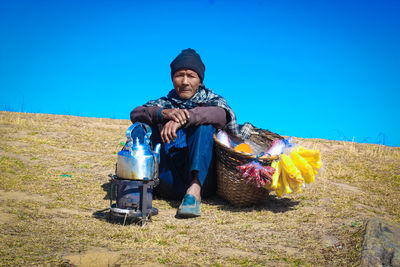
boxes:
[176,194,201,218]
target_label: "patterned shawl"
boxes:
[143,85,253,139]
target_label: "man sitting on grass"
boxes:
[130,48,247,218]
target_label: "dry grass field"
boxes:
[1,111,399,266]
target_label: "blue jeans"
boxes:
[151,125,217,200]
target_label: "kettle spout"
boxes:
[154,143,161,163]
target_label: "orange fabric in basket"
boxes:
[234,143,253,154]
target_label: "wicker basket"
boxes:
[214,127,283,207]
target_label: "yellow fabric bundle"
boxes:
[267,146,323,197]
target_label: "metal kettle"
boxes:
[116,123,161,180]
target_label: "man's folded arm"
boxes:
[186,106,227,129]
[131,105,227,130]
[130,106,162,124]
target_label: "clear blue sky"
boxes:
[1,0,399,146]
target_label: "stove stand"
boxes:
[109,175,158,226]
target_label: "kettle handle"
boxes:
[126,122,152,145]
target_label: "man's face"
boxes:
[173,69,202,99]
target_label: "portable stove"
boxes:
[109,123,161,225]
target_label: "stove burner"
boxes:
[109,175,158,225]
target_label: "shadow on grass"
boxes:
[101,181,111,200]
[92,209,150,226]
[100,181,298,216]
[155,193,299,214]
[204,195,299,213]
[92,208,109,220]
[157,198,181,209]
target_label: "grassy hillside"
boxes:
[1,111,399,266]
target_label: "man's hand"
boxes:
[161,120,182,144]
[162,108,190,125]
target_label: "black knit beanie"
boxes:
[170,48,205,82]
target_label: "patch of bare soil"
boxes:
[63,247,121,267]
[0,189,49,202]
[39,207,93,217]
[331,181,363,194]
